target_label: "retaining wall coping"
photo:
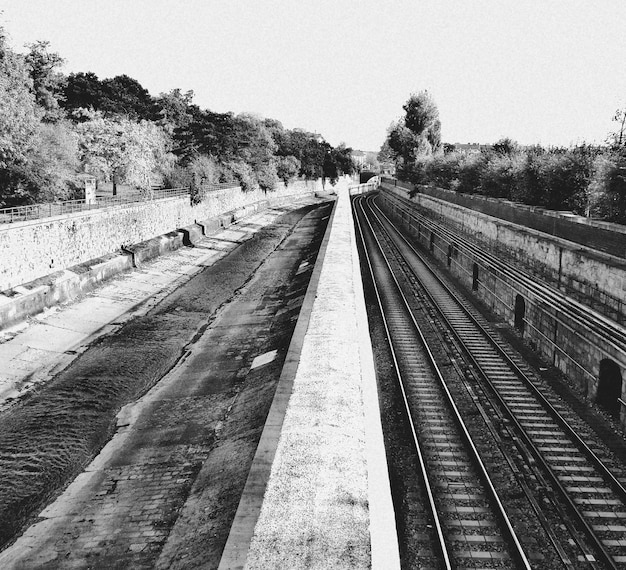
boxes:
[407,188,626,268]
[415,183,626,236]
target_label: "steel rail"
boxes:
[382,190,626,385]
[366,194,625,569]
[354,194,532,570]
[381,189,626,354]
[352,195,451,569]
[372,194,626,499]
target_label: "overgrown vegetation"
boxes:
[382,91,626,224]
[0,29,355,208]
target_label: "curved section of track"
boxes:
[359,191,626,569]
[354,195,531,569]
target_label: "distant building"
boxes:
[351,150,366,169]
[379,162,395,176]
[450,143,488,155]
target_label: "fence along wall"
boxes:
[0,179,324,292]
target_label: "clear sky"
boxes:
[2,0,625,151]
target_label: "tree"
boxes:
[589,151,626,223]
[222,160,256,192]
[276,155,301,184]
[383,91,442,179]
[609,107,626,148]
[492,137,519,156]
[154,88,194,135]
[63,72,106,115]
[330,143,355,177]
[24,40,66,122]
[255,160,280,191]
[403,91,442,154]
[4,121,80,205]
[377,140,395,164]
[100,74,155,120]
[276,129,326,179]
[402,91,441,147]
[173,107,236,163]
[74,111,174,192]
[231,113,277,169]
[0,30,39,171]
[63,72,156,121]
[386,121,416,167]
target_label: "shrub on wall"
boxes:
[588,151,626,223]
[399,144,604,219]
[223,160,256,192]
[423,153,461,190]
[255,161,280,191]
[276,155,301,185]
[479,153,522,199]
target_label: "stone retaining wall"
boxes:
[379,184,626,424]
[383,183,626,320]
[0,179,324,292]
[386,178,626,259]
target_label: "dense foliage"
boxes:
[0,28,355,208]
[382,93,626,224]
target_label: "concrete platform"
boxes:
[218,188,400,569]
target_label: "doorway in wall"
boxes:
[472,263,479,291]
[597,358,623,419]
[447,244,453,267]
[514,294,526,334]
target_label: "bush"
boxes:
[223,160,256,192]
[479,154,520,198]
[0,122,80,207]
[508,146,595,212]
[255,161,279,191]
[393,140,623,224]
[588,151,626,223]
[276,155,301,185]
[423,153,461,189]
[456,153,487,194]
[162,163,192,189]
[511,149,544,205]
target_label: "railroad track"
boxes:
[356,192,626,569]
[380,187,626,359]
[353,195,531,569]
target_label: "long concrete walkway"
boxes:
[219,187,400,569]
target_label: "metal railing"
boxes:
[201,182,242,191]
[0,183,239,225]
